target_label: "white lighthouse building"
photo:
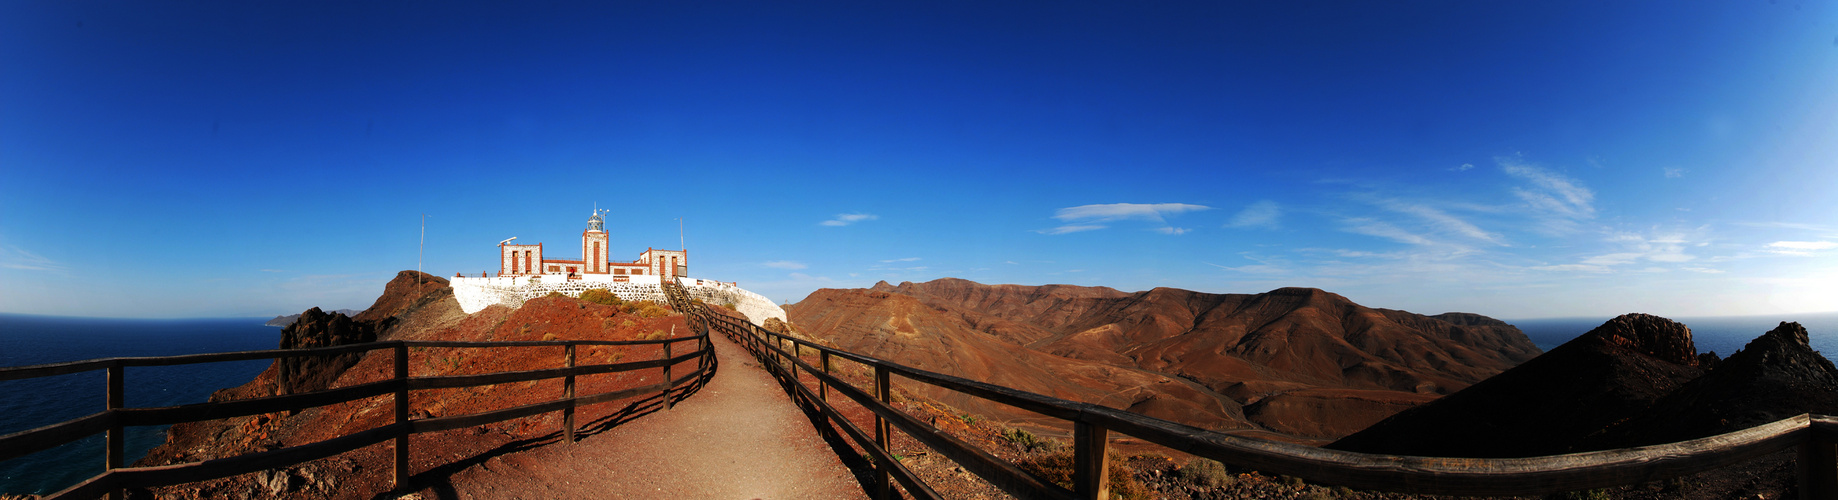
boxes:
[451,209,784,323]
[497,209,689,280]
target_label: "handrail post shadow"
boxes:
[662,341,675,410]
[874,365,892,499]
[1074,421,1110,500]
[106,362,124,500]
[393,343,409,491]
[1800,429,1838,500]
[563,344,576,443]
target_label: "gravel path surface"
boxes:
[415,332,867,500]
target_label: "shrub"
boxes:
[1280,475,1305,487]
[1001,427,1063,452]
[541,333,559,341]
[1547,490,1612,500]
[1175,458,1233,489]
[1016,452,1149,500]
[721,301,738,311]
[631,301,670,318]
[543,291,567,299]
[579,288,623,306]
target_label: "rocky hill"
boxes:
[133,271,693,499]
[1328,313,1705,457]
[789,278,1542,441]
[1330,314,1838,458]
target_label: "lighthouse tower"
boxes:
[582,209,609,274]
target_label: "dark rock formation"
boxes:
[1584,321,1838,449]
[1328,313,1703,457]
[270,272,452,395]
[1583,312,1702,367]
[276,307,375,395]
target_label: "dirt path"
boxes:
[410,331,867,500]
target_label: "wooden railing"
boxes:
[0,331,714,500]
[698,311,1838,500]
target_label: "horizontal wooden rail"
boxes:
[0,337,699,382]
[733,323,1071,499]
[699,311,1838,500]
[0,330,714,500]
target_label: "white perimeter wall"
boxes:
[451,275,786,324]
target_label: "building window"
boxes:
[614,268,625,275]
[549,266,558,272]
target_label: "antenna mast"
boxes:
[419,213,429,285]
[677,217,684,251]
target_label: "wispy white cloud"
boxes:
[1224,200,1281,229]
[1664,167,1686,179]
[1373,199,1502,245]
[1040,224,1106,235]
[1531,264,1610,273]
[1155,227,1191,235]
[1453,163,1475,172]
[763,260,808,269]
[1044,202,1210,235]
[821,213,879,227]
[1341,218,1436,246]
[0,246,65,272]
[1766,241,1838,256]
[1205,260,1286,274]
[1537,229,1704,273]
[880,257,921,263]
[1500,157,1596,226]
[260,269,290,273]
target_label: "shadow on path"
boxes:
[380,349,719,500]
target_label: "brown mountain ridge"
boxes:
[789,278,1541,441]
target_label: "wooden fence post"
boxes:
[820,350,831,403]
[1800,432,1838,500]
[106,362,123,500]
[563,344,576,443]
[1075,421,1111,500]
[875,365,892,499]
[662,340,674,410]
[393,343,409,491]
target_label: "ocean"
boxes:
[1509,312,1838,362]
[0,314,278,496]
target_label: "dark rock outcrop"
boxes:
[1328,313,1704,457]
[271,272,452,395]
[276,308,376,395]
[1585,321,1838,449]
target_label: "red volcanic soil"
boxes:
[788,278,1541,442]
[132,272,694,499]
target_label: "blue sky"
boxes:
[3,1,1836,320]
